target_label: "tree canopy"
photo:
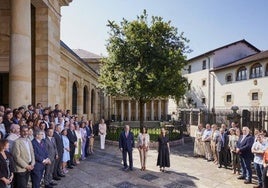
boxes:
[98,10,191,126]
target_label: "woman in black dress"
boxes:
[0,139,15,188]
[157,128,170,172]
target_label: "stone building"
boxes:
[182,39,268,110]
[0,0,106,121]
[0,0,171,123]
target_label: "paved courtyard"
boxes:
[54,138,256,188]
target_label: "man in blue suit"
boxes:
[119,125,135,171]
[236,126,254,184]
[31,129,50,188]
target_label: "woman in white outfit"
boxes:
[137,127,150,171]
[98,119,107,150]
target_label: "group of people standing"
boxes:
[119,125,170,172]
[0,103,108,188]
[194,122,268,188]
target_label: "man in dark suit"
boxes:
[84,121,91,157]
[217,127,229,168]
[44,128,58,188]
[53,124,65,178]
[119,125,134,171]
[236,126,254,184]
[67,124,77,167]
[31,130,50,188]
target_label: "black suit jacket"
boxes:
[236,134,254,159]
[67,129,77,147]
[0,151,14,181]
[119,131,134,151]
[31,138,48,172]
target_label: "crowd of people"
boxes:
[0,103,103,188]
[0,103,173,188]
[194,121,268,188]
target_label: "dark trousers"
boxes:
[68,144,75,166]
[240,156,252,181]
[31,168,44,188]
[14,171,30,188]
[122,149,133,169]
[53,154,63,177]
[218,148,228,167]
[85,138,89,157]
[253,162,263,186]
[263,165,268,188]
[44,160,55,185]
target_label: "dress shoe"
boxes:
[71,163,77,166]
[123,166,129,171]
[129,167,133,171]
[45,185,53,188]
[67,166,73,169]
[58,173,66,177]
[244,180,251,184]
[218,165,222,168]
[237,175,245,180]
[50,182,58,186]
[53,176,61,181]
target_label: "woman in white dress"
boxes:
[193,124,205,157]
[74,124,82,164]
[137,127,150,171]
[80,121,87,160]
[98,119,107,150]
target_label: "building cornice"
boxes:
[59,0,73,6]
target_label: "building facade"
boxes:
[0,0,106,121]
[181,39,268,111]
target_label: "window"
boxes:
[202,60,206,70]
[265,64,268,76]
[188,65,191,73]
[236,66,247,81]
[250,63,262,79]
[225,73,232,83]
[252,92,258,100]
[202,79,206,86]
[226,95,232,102]
[202,97,206,104]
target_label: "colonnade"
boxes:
[112,99,168,121]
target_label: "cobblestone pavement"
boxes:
[54,138,257,188]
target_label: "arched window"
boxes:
[83,86,88,114]
[250,63,262,79]
[265,64,268,76]
[91,89,95,114]
[236,66,247,81]
[72,82,78,114]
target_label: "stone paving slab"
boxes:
[53,139,256,188]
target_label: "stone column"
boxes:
[9,0,31,108]
[144,103,147,121]
[128,100,131,121]
[135,101,139,121]
[151,100,154,121]
[121,100,124,121]
[114,100,117,121]
[165,100,169,120]
[158,100,162,120]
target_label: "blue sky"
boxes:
[61,0,268,59]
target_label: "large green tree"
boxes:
[99,10,190,129]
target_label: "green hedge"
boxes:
[106,127,182,142]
